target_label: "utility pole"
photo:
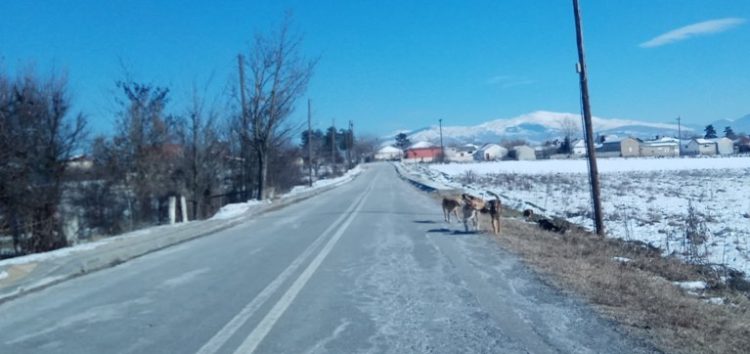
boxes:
[238,54,249,201]
[677,116,682,156]
[307,99,313,186]
[331,118,336,174]
[348,120,354,169]
[573,0,604,236]
[439,119,444,163]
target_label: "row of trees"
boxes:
[1,17,359,257]
[704,124,740,140]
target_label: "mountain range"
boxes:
[384,111,748,146]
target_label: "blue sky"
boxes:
[1,0,748,137]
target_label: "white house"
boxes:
[475,143,508,161]
[684,138,717,156]
[513,145,536,160]
[710,137,734,155]
[374,145,402,160]
[571,139,586,156]
[445,147,475,162]
[640,140,679,157]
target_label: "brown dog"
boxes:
[461,202,478,232]
[461,193,486,232]
[484,191,502,235]
[442,196,461,223]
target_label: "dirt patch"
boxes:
[493,211,750,354]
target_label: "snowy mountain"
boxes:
[387,111,694,146]
[710,114,750,136]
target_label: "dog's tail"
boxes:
[486,191,501,214]
[486,190,501,202]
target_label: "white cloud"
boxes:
[640,17,746,48]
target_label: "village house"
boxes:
[683,138,717,156]
[374,145,402,161]
[511,145,536,161]
[710,137,734,155]
[474,143,508,161]
[571,139,587,156]
[640,137,679,157]
[403,146,443,163]
[445,146,475,162]
[596,137,640,158]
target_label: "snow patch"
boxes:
[432,156,750,176]
[0,242,103,268]
[673,281,708,291]
[612,257,631,263]
[0,271,8,280]
[210,200,265,220]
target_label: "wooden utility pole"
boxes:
[573,0,604,236]
[307,99,313,186]
[331,118,336,173]
[238,54,249,201]
[347,120,354,168]
[677,116,682,155]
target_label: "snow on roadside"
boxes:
[674,281,707,291]
[0,242,104,268]
[431,156,750,175]
[400,157,750,277]
[210,200,265,220]
[0,271,8,280]
[286,165,363,197]
[211,165,363,221]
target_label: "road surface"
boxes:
[0,163,654,353]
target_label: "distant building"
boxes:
[571,139,587,156]
[710,137,734,155]
[445,146,475,162]
[684,139,717,156]
[640,137,679,157]
[403,146,443,163]
[597,137,640,158]
[374,146,402,161]
[474,143,508,161]
[65,155,93,170]
[512,145,536,160]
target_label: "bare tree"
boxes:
[112,80,180,226]
[177,85,226,219]
[240,15,316,200]
[0,69,86,254]
[559,117,580,154]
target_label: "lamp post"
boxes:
[439,118,445,163]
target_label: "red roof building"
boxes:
[404,147,443,162]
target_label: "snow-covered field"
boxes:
[409,157,750,276]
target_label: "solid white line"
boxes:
[232,181,373,354]
[195,188,369,354]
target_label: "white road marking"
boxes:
[232,180,374,354]
[195,185,371,354]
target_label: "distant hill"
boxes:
[384,111,695,146]
[710,114,750,136]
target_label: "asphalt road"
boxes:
[0,163,655,353]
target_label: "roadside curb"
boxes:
[0,168,362,305]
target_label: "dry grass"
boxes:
[487,209,750,354]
